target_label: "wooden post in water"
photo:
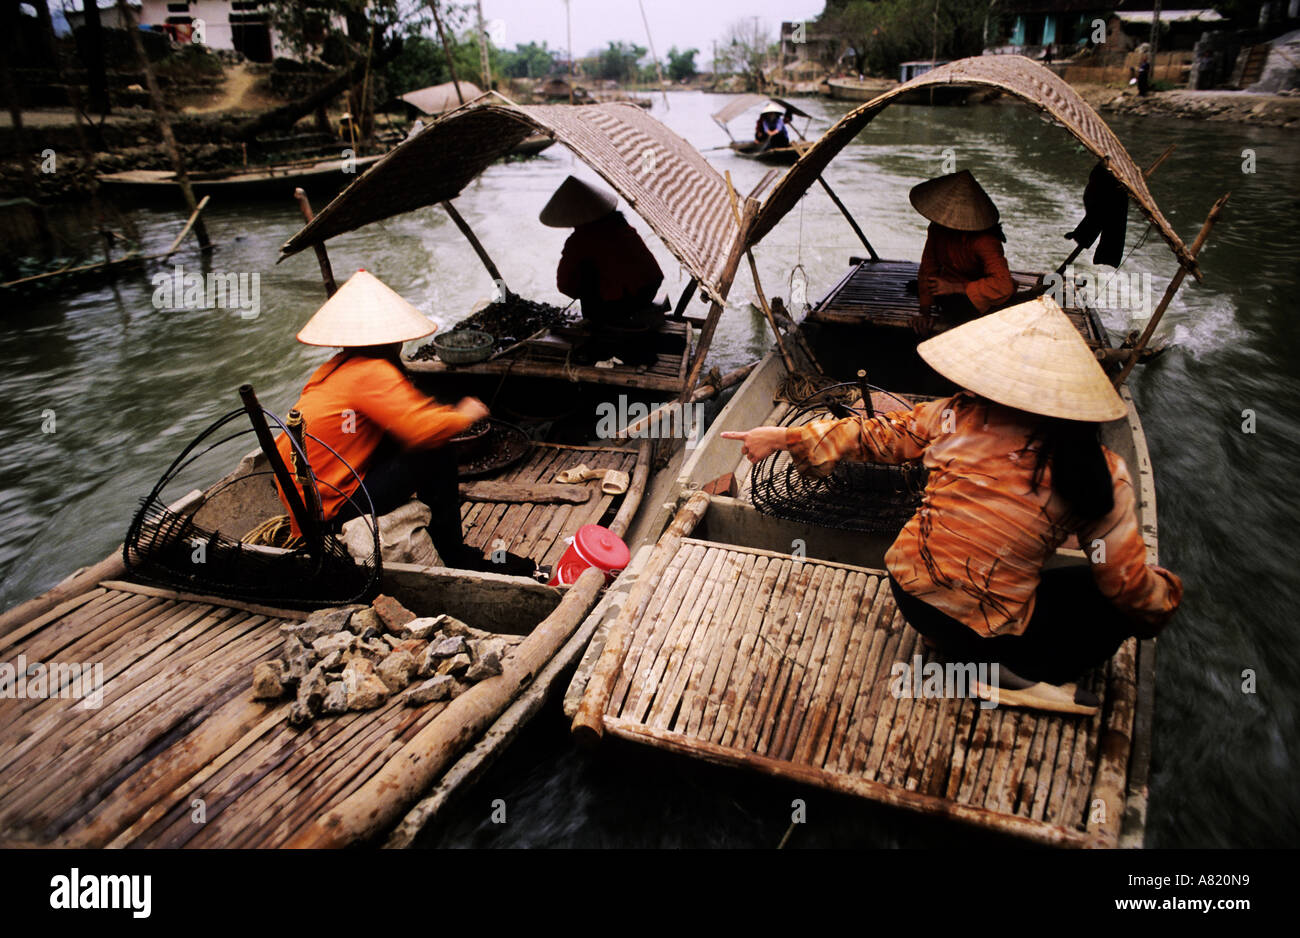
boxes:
[115,0,211,253]
[293,188,337,296]
[1113,193,1229,388]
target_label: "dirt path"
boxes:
[182,63,275,114]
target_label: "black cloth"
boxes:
[332,441,469,564]
[888,567,1137,685]
[1066,162,1128,268]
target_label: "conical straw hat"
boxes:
[909,169,999,231]
[917,295,1126,422]
[296,270,437,347]
[539,175,618,228]
[760,101,785,114]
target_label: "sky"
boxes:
[479,0,828,69]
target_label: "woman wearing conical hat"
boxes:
[274,270,529,574]
[754,101,791,149]
[911,169,1016,334]
[723,297,1182,714]
[541,175,665,364]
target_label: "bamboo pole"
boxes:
[681,199,756,401]
[238,385,321,558]
[571,491,711,744]
[817,177,878,261]
[284,564,607,848]
[619,362,757,439]
[293,188,337,296]
[429,1,465,106]
[671,279,697,320]
[746,251,796,372]
[607,439,652,539]
[116,0,210,253]
[441,200,508,295]
[162,195,211,260]
[1113,192,1228,387]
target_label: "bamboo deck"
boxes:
[574,536,1135,847]
[0,580,497,847]
[809,259,1107,351]
[462,442,641,569]
[406,318,695,392]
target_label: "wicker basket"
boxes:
[434,329,494,364]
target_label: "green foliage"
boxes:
[666,46,698,82]
[819,0,992,77]
[499,41,558,79]
[595,41,648,82]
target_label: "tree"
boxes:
[666,46,698,82]
[500,41,558,78]
[714,18,775,85]
[595,40,647,82]
[817,0,992,77]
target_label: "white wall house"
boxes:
[137,1,345,62]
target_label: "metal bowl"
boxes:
[433,329,494,364]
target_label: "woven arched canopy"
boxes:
[750,56,1200,279]
[280,101,743,303]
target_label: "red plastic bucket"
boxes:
[547,524,630,586]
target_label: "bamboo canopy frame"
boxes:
[745,55,1226,385]
[280,101,743,307]
[750,55,1202,279]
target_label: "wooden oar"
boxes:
[1113,192,1229,387]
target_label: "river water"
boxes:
[1,91,1296,848]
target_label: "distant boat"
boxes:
[712,94,818,164]
[727,138,814,165]
[824,76,896,101]
[399,81,557,156]
[98,154,385,201]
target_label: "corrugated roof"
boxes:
[750,55,1200,277]
[280,102,742,303]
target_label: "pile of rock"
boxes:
[251,594,522,727]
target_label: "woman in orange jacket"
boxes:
[723,297,1181,714]
[276,270,528,574]
[911,170,1016,335]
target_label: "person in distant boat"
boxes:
[722,297,1182,714]
[754,102,791,150]
[274,269,530,574]
[911,169,1016,335]
[542,175,665,364]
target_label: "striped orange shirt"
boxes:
[785,392,1182,637]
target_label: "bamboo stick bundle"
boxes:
[572,493,711,744]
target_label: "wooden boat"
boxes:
[711,94,816,165]
[0,429,655,848]
[727,139,814,165]
[824,76,896,101]
[98,153,385,202]
[398,83,556,158]
[564,56,1226,848]
[0,101,763,848]
[281,99,758,404]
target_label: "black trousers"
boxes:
[888,567,1137,685]
[332,443,469,562]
